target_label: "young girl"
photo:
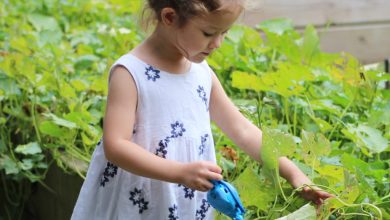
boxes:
[72,0,332,219]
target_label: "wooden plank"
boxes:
[241,0,390,28]
[317,23,390,64]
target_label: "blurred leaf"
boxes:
[343,125,388,154]
[301,25,320,63]
[28,13,60,31]
[39,121,64,138]
[231,71,262,91]
[301,130,331,160]
[43,113,78,129]
[258,18,294,35]
[74,54,99,70]
[15,142,42,155]
[19,159,34,170]
[0,155,20,175]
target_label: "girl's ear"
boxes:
[160,7,178,26]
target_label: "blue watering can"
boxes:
[207,180,245,220]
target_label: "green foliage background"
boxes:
[0,0,389,219]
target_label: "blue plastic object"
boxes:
[207,180,245,220]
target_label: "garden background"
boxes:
[0,0,389,219]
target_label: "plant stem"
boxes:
[283,97,292,133]
[31,89,41,143]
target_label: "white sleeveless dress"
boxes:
[71,53,217,220]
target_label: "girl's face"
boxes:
[173,3,242,63]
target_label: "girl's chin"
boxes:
[188,54,207,63]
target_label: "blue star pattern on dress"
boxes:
[145,65,161,81]
[100,162,118,187]
[156,139,169,158]
[129,188,149,214]
[170,121,186,138]
[197,85,208,111]
[168,204,179,220]
[155,121,186,158]
[198,134,209,156]
[195,199,211,220]
[178,184,195,200]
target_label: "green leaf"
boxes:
[301,25,320,62]
[231,71,263,91]
[340,154,387,182]
[15,142,42,155]
[75,54,100,70]
[59,82,77,98]
[261,127,296,186]
[37,29,63,46]
[301,130,331,160]
[262,128,296,169]
[0,155,20,175]
[233,167,275,211]
[0,75,21,96]
[70,79,89,91]
[258,18,294,35]
[275,203,316,220]
[19,159,34,170]
[343,125,388,154]
[39,121,64,138]
[310,117,332,133]
[43,113,78,129]
[28,13,60,31]
[315,165,344,183]
[310,99,342,116]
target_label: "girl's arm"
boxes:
[209,72,332,204]
[103,66,222,191]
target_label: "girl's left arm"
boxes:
[209,72,332,204]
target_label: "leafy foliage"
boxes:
[0,0,389,219]
[211,18,389,219]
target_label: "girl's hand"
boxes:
[299,185,333,206]
[179,161,223,192]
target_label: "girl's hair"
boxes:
[145,0,222,27]
[142,0,251,31]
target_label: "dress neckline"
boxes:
[126,53,194,77]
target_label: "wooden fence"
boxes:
[241,0,390,64]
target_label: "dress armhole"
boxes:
[108,63,140,112]
[200,60,215,90]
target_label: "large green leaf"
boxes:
[233,167,276,211]
[39,121,65,138]
[261,127,296,187]
[15,142,42,155]
[231,71,263,91]
[343,124,388,154]
[301,130,331,164]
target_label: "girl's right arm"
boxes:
[102,66,222,191]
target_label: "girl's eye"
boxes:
[202,31,214,37]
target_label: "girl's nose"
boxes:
[209,35,224,49]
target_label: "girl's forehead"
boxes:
[191,5,242,30]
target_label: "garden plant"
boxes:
[0,0,389,219]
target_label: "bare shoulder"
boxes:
[109,65,134,84]
[104,65,137,143]
[106,64,137,109]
